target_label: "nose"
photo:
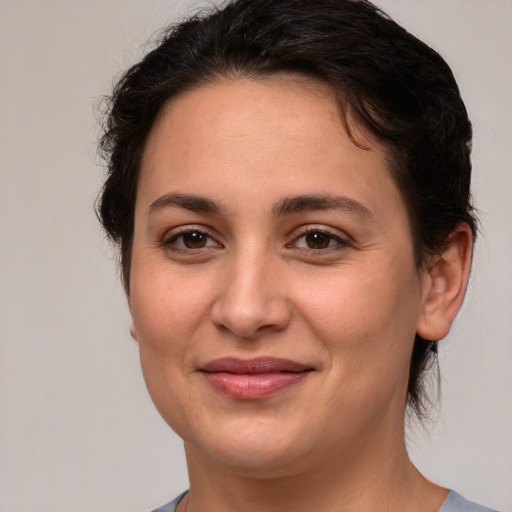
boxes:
[211,252,291,339]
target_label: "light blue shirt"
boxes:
[150,490,500,511]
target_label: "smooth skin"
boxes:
[129,75,472,512]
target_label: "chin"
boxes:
[183,415,313,475]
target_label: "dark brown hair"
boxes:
[98,0,477,418]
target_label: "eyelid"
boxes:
[287,224,350,250]
[161,225,223,250]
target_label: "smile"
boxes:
[199,357,313,400]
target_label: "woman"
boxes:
[98,1,498,511]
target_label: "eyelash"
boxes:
[163,227,221,252]
[288,226,349,252]
[161,225,349,255]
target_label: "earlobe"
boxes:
[127,295,139,342]
[130,321,139,342]
[416,223,473,342]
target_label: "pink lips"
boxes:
[199,357,312,400]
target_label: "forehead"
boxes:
[138,75,404,222]
[143,75,351,172]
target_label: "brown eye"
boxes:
[290,228,347,252]
[182,231,208,248]
[305,232,332,249]
[164,228,222,252]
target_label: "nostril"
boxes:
[210,261,291,338]
[210,295,291,339]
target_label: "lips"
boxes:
[199,357,313,400]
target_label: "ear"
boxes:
[127,297,139,342]
[416,223,473,341]
[129,321,139,342]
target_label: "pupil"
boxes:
[184,232,206,248]
[306,232,329,249]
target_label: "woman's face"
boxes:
[129,76,430,474]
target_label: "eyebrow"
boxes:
[272,194,374,219]
[147,192,373,220]
[148,193,223,216]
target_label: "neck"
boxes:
[181,421,447,512]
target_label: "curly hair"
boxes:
[98,0,477,419]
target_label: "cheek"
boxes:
[128,266,204,433]
[299,267,418,333]
[129,261,211,352]
[128,261,217,409]
[294,263,421,378]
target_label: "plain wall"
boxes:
[0,1,511,511]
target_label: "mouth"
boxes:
[198,357,313,400]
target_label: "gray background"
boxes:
[0,1,511,511]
